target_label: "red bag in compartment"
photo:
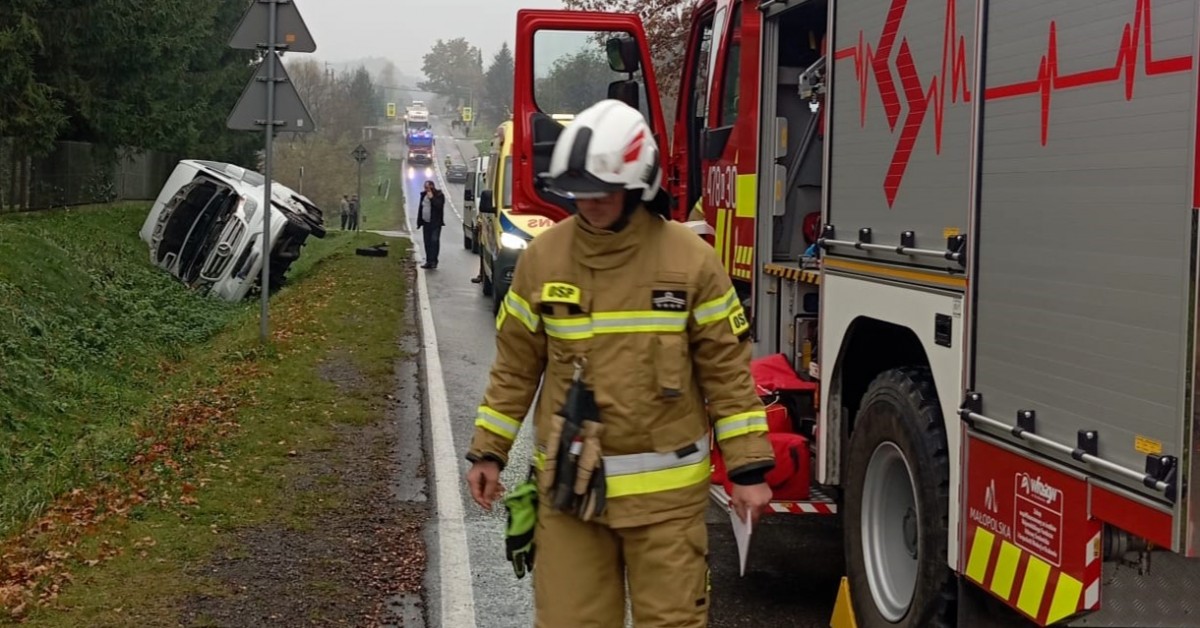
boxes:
[714,432,811,502]
[711,446,731,489]
[764,432,811,501]
[765,402,792,434]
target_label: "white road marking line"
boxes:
[412,204,478,627]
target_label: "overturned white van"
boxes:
[139,160,326,301]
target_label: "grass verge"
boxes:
[358,156,407,232]
[0,204,243,537]
[1,205,415,624]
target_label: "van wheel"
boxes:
[463,232,472,250]
[844,367,954,628]
[492,286,503,316]
[471,227,481,255]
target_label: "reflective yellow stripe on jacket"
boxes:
[714,410,768,442]
[543,311,688,340]
[503,290,539,333]
[533,435,710,498]
[475,405,522,440]
[694,287,740,326]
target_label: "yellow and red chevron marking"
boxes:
[964,525,1101,625]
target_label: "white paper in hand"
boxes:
[730,507,752,576]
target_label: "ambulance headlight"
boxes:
[500,233,528,250]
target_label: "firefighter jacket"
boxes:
[466,206,774,528]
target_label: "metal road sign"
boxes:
[227,0,317,344]
[462,106,473,122]
[387,102,397,118]
[352,144,369,163]
[229,0,316,52]
[227,53,315,132]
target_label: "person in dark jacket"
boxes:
[417,180,446,269]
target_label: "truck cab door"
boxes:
[512,9,670,222]
[672,4,718,221]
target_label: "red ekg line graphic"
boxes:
[985,0,1194,146]
[833,0,972,207]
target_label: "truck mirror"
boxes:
[607,80,640,111]
[606,36,640,74]
[479,190,496,215]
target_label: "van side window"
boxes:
[718,3,743,128]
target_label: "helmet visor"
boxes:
[540,169,625,200]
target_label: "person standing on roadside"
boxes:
[349,194,360,232]
[464,100,774,627]
[339,194,350,230]
[417,180,445,269]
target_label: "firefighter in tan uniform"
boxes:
[465,99,774,628]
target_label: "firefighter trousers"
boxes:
[532,504,710,628]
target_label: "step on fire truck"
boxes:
[511,0,1200,626]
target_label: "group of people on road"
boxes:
[339,194,360,231]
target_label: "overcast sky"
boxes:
[300,0,566,77]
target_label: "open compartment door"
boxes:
[512,9,670,222]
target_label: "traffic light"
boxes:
[386,102,396,118]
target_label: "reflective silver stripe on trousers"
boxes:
[603,435,709,477]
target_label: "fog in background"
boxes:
[299,0,565,81]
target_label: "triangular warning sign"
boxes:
[229,0,316,53]
[227,54,316,132]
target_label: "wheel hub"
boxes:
[861,441,920,622]
[903,506,918,558]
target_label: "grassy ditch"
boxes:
[0,202,419,624]
[0,204,243,536]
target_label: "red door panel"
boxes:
[512,9,670,222]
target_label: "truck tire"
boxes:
[843,367,954,628]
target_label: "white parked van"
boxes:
[139,160,326,301]
[461,154,489,254]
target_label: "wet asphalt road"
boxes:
[407,115,845,628]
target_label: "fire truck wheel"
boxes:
[843,367,953,628]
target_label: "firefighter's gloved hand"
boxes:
[503,479,538,579]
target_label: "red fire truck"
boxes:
[510,1,1200,626]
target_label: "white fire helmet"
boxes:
[543,99,662,203]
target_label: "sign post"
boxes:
[352,144,369,225]
[227,0,317,344]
